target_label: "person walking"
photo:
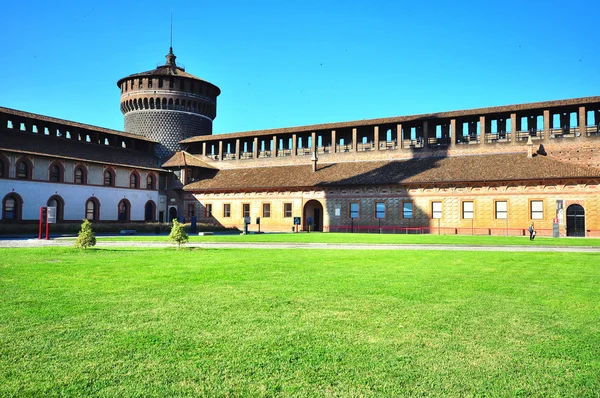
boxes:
[528,222,536,240]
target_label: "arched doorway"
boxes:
[303,200,324,232]
[566,204,585,237]
[118,199,131,221]
[47,195,64,222]
[169,206,178,223]
[144,201,156,221]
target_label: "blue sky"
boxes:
[1,0,599,135]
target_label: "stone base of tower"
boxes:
[124,111,212,158]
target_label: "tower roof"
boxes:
[116,48,221,94]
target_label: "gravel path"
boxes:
[1,239,599,252]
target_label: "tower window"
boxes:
[158,78,163,88]
[148,79,153,88]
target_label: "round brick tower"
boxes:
[117,48,221,159]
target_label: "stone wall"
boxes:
[189,181,600,237]
[124,111,212,158]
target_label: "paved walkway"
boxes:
[1,238,599,252]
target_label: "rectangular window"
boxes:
[375,202,385,219]
[158,78,163,88]
[204,203,212,218]
[495,201,507,219]
[223,203,231,218]
[402,201,413,219]
[187,203,196,218]
[531,200,544,220]
[243,203,250,218]
[283,203,292,218]
[262,203,271,218]
[431,201,442,219]
[349,202,359,219]
[148,79,153,88]
[462,201,474,219]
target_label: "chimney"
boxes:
[311,148,318,172]
[526,135,533,158]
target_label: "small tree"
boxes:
[75,219,96,249]
[169,219,188,248]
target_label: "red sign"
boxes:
[553,218,559,223]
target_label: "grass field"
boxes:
[1,247,599,396]
[95,232,600,247]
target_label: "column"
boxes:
[272,135,277,157]
[374,126,380,150]
[422,121,428,147]
[543,110,550,142]
[311,132,316,151]
[218,140,223,161]
[292,134,297,156]
[396,124,402,148]
[479,116,486,144]
[253,137,258,158]
[235,139,240,160]
[331,130,337,153]
[579,106,586,136]
[510,113,517,145]
[352,128,358,152]
[202,142,206,156]
[449,119,456,149]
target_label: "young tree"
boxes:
[74,219,96,249]
[169,219,189,248]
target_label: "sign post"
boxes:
[293,217,301,233]
[307,217,313,233]
[39,207,56,240]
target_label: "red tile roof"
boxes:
[183,153,600,192]
[161,151,216,169]
[0,130,163,171]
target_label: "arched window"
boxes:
[144,200,156,221]
[85,198,100,221]
[118,199,130,221]
[0,155,8,178]
[146,173,156,190]
[2,193,22,221]
[47,195,64,222]
[49,162,63,182]
[103,169,115,186]
[74,165,87,184]
[129,171,139,188]
[16,158,32,180]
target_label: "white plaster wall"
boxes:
[0,180,159,221]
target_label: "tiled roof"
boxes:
[117,66,221,95]
[0,130,163,171]
[0,106,157,142]
[161,151,216,169]
[183,153,600,192]
[181,96,600,143]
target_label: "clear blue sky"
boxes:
[1,0,599,135]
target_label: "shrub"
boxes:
[168,219,189,248]
[74,219,96,249]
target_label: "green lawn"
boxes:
[95,232,600,247]
[1,248,599,396]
